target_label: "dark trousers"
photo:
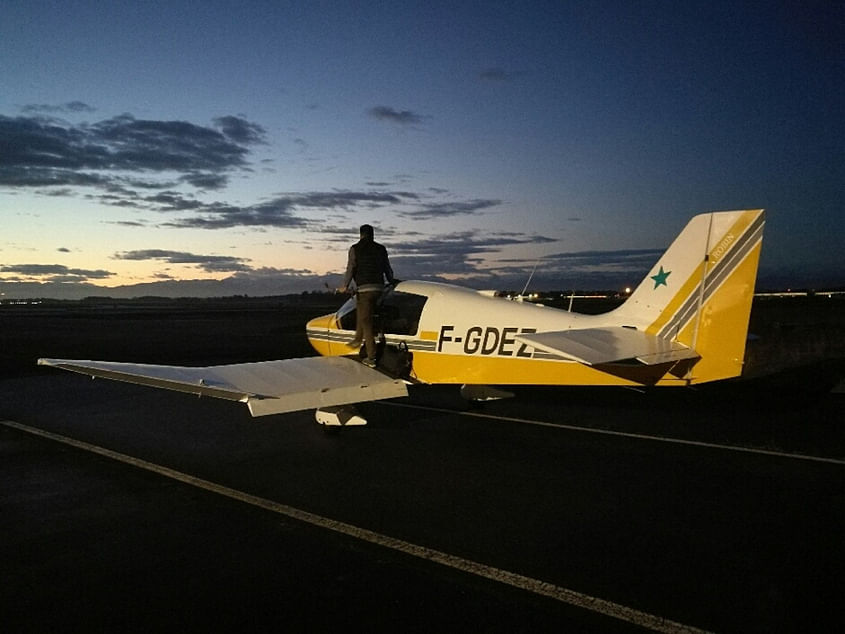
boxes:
[356,291,380,360]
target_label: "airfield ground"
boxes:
[1,295,843,632]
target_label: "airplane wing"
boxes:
[37,356,408,417]
[514,328,699,366]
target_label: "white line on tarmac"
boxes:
[378,402,845,466]
[2,418,710,634]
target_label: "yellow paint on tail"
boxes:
[678,241,763,383]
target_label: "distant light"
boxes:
[625,287,631,294]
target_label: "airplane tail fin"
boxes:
[614,209,765,384]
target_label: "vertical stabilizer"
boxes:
[615,210,765,383]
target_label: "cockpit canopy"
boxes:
[337,288,427,336]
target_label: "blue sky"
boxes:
[1,0,842,299]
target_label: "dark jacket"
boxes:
[343,238,394,293]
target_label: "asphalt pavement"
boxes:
[1,372,843,633]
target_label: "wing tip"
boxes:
[38,358,61,367]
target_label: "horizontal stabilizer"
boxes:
[514,328,699,366]
[38,356,408,417]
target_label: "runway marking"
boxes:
[378,402,845,466]
[2,419,709,634]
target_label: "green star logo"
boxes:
[650,266,671,289]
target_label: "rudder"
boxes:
[614,210,765,384]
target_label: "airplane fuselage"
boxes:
[306,281,680,388]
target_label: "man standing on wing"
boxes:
[339,224,396,367]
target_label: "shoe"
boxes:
[362,358,377,368]
[347,339,362,348]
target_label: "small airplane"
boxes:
[40,209,765,426]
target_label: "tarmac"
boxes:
[2,368,843,633]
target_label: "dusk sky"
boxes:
[1,1,842,299]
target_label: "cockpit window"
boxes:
[337,290,427,336]
[379,290,427,335]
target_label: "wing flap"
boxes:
[514,328,698,366]
[38,357,408,417]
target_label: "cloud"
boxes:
[393,231,554,257]
[113,249,253,273]
[488,248,666,290]
[213,115,267,145]
[478,68,523,82]
[292,191,405,208]
[0,112,498,235]
[386,246,665,291]
[20,101,96,114]
[0,243,666,299]
[179,172,230,190]
[110,220,148,227]
[158,199,304,230]
[140,191,205,211]
[0,268,341,300]
[230,266,317,279]
[367,106,425,125]
[155,190,416,230]
[479,68,510,81]
[78,181,432,230]
[387,230,557,282]
[0,113,265,193]
[0,168,114,188]
[399,198,502,220]
[0,263,114,281]
[88,114,263,170]
[542,248,662,270]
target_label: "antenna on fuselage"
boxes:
[519,259,540,300]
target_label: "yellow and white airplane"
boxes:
[40,209,764,425]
